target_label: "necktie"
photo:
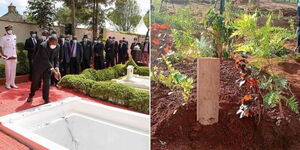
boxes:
[71,43,75,56]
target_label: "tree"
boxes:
[143,10,150,28]
[109,0,142,32]
[55,8,72,26]
[55,0,113,38]
[25,0,56,29]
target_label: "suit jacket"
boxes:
[114,41,119,55]
[24,37,39,58]
[59,39,71,63]
[80,40,93,60]
[105,40,115,56]
[130,42,141,50]
[93,42,104,57]
[118,41,128,55]
[70,41,83,63]
[33,42,60,73]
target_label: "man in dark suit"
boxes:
[112,37,119,64]
[59,34,71,76]
[130,37,141,62]
[69,36,83,74]
[142,37,150,65]
[105,37,115,68]
[118,37,128,64]
[80,35,93,70]
[26,36,61,104]
[24,31,39,80]
[93,37,105,70]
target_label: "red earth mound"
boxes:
[151,59,300,150]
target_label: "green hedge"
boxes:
[0,50,29,78]
[59,58,150,113]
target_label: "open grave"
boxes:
[0,97,150,150]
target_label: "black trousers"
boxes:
[70,58,80,74]
[29,69,51,102]
[115,52,119,64]
[106,53,115,68]
[94,56,105,70]
[28,55,33,81]
[61,61,69,76]
[81,58,90,71]
[118,53,127,64]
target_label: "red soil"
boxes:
[151,59,300,150]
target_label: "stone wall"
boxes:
[0,19,146,44]
[0,19,93,43]
[103,29,146,44]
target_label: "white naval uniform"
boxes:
[0,34,17,87]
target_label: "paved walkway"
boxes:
[0,82,131,149]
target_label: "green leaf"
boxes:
[283,96,299,114]
[263,91,281,108]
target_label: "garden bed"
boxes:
[59,59,150,114]
[151,59,300,150]
[0,74,29,85]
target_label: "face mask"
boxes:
[52,34,57,38]
[32,34,36,37]
[50,45,57,49]
[7,30,12,35]
[41,36,47,41]
[97,41,101,43]
[73,40,77,43]
[84,38,88,42]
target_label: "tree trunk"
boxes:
[95,2,99,38]
[216,44,223,61]
[92,0,96,40]
[71,0,76,36]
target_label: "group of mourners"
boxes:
[0,24,149,104]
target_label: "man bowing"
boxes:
[26,36,61,104]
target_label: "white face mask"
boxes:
[50,45,57,49]
[41,36,47,41]
[73,40,77,43]
[52,34,57,38]
[32,34,36,37]
[7,30,12,35]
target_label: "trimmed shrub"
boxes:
[0,64,4,78]
[17,42,25,51]
[0,50,29,78]
[16,50,29,75]
[59,59,150,113]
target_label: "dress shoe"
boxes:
[11,85,18,89]
[26,97,33,102]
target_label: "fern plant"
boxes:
[259,75,299,116]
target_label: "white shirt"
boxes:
[71,42,77,57]
[0,34,17,58]
[31,37,37,45]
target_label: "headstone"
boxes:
[197,58,220,125]
[127,65,134,80]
